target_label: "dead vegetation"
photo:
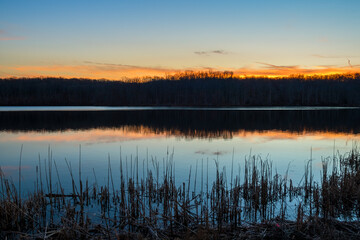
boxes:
[1,147,360,239]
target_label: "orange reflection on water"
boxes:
[236,130,360,143]
[0,165,31,177]
[1,127,167,144]
[1,126,359,143]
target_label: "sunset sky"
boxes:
[1,0,360,79]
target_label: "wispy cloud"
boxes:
[232,63,360,76]
[255,62,298,70]
[0,36,25,41]
[194,50,228,56]
[318,37,329,43]
[314,65,337,68]
[84,61,145,69]
[83,61,172,71]
[0,29,25,41]
[311,54,359,59]
[3,62,180,80]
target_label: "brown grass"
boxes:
[1,147,360,239]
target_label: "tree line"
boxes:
[1,72,360,106]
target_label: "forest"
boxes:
[1,72,360,106]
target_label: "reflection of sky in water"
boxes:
[0,127,358,196]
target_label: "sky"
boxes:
[0,0,360,79]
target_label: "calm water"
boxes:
[0,107,359,195]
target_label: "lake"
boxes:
[0,107,359,196]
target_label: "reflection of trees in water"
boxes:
[123,125,236,139]
[0,109,359,139]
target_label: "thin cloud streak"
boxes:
[0,29,25,41]
[6,62,180,80]
[84,61,153,69]
[0,36,25,41]
[318,37,329,43]
[194,50,228,56]
[311,54,359,59]
[234,65,360,76]
[255,62,299,70]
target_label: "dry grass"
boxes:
[1,147,360,239]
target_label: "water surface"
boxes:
[0,107,359,194]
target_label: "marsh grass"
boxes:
[1,147,360,239]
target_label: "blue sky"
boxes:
[1,0,359,78]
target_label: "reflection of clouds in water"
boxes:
[312,147,327,151]
[194,150,209,155]
[314,160,331,168]
[0,165,31,176]
[345,140,359,147]
[84,135,165,145]
[195,149,228,156]
[213,151,227,156]
[0,165,31,170]
[0,129,167,144]
[243,131,303,144]
[239,131,360,145]
[312,144,356,152]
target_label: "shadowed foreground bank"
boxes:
[1,147,360,239]
[1,73,360,106]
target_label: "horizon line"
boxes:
[1,71,360,82]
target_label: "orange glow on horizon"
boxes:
[1,64,359,80]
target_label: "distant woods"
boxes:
[1,72,360,106]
